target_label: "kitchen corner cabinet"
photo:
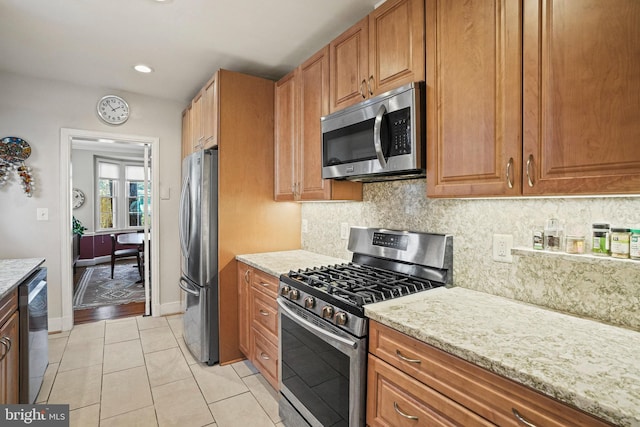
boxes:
[236,262,279,390]
[181,72,219,158]
[367,321,612,427]
[0,290,19,404]
[427,0,640,198]
[329,0,425,113]
[275,47,362,202]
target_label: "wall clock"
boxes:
[97,95,130,125]
[73,188,85,209]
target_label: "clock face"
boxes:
[73,188,85,209]
[97,95,130,125]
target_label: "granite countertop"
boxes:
[365,287,640,427]
[0,258,46,299]
[236,249,349,277]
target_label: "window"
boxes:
[96,158,150,231]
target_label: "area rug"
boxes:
[73,262,146,309]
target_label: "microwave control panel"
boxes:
[387,108,411,157]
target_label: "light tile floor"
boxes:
[40,314,284,427]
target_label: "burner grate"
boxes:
[288,263,441,306]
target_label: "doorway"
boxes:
[60,128,160,331]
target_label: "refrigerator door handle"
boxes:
[178,173,191,259]
[179,278,200,296]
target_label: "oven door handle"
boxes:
[277,299,358,350]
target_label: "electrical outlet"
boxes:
[492,234,513,263]
[340,222,350,240]
[36,208,48,221]
[301,219,308,233]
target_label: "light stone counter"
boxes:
[0,258,46,299]
[365,287,640,426]
[236,250,349,278]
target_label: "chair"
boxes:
[110,234,142,279]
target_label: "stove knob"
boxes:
[289,289,300,300]
[304,296,315,309]
[335,312,348,326]
[280,285,290,297]
[321,306,334,319]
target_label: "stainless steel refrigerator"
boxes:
[179,149,219,365]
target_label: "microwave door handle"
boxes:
[373,104,388,168]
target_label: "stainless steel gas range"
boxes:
[277,227,453,427]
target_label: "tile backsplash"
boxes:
[301,179,640,331]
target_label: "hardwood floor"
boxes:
[73,261,146,325]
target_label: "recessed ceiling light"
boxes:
[153,0,173,3]
[134,64,154,73]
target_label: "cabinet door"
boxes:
[298,47,331,200]
[426,0,522,197]
[191,91,204,151]
[237,262,251,358]
[203,73,219,150]
[329,16,369,113]
[0,311,19,404]
[274,70,297,201]
[181,106,192,159]
[523,0,640,195]
[369,0,425,96]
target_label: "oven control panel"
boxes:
[372,232,409,251]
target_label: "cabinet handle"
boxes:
[526,154,534,187]
[259,309,269,316]
[260,282,270,288]
[506,157,514,189]
[244,270,250,284]
[260,352,270,360]
[512,408,537,427]
[368,76,374,96]
[393,402,418,421]
[396,349,421,364]
[360,80,367,99]
[0,337,10,362]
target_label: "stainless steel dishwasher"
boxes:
[18,267,48,404]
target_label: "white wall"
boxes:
[0,70,184,325]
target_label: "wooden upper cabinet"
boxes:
[369,0,425,95]
[274,70,297,201]
[329,17,369,113]
[523,0,640,195]
[202,73,219,149]
[181,106,192,159]
[426,0,523,197]
[191,91,204,151]
[329,0,425,113]
[275,48,363,202]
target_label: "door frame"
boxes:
[59,128,161,331]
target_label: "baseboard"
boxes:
[76,255,111,267]
[159,301,183,316]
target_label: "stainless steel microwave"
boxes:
[321,82,425,181]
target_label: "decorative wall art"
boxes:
[0,136,36,197]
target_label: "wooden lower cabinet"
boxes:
[237,261,279,391]
[0,290,19,404]
[368,321,613,427]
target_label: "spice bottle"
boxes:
[532,226,544,250]
[630,229,640,260]
[610,228,631,259]
[544,218,563,251]
[591,223,610,256]
[565,235,585,254]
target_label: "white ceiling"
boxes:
[0,0,381,104]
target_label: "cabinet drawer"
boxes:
[252,327,278,390]
[251,269,279,299]
[369,321,612,427]
[0,289,18,327]
[368,355,492,427]
[251,289,278,342]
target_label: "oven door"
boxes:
[278,298,367,427]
